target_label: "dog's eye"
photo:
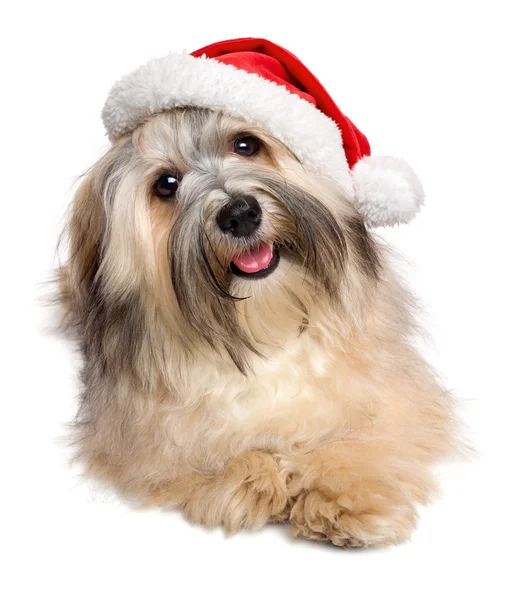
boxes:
[233,136,260,157]
[154,175,180,199]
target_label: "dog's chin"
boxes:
[230,242,281,280]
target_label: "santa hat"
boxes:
[102,38,424,227]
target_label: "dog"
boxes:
[57,40,457,547]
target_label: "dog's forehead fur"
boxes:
[135,108,276,174]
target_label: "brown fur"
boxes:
[58,108,458,547]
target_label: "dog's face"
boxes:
[61,108,379,372]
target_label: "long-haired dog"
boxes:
[57,40,457,547]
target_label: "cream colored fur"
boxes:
[58,109,457,547]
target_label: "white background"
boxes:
[2,1,522,598]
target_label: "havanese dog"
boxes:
[57,38,458,547]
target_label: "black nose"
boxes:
[216,196,261,238]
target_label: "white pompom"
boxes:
[351,156,425,227]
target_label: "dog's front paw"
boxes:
[290,486,417,548]
[175,452,289,533]
[222,454,290,532]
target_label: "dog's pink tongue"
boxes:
[233,242,273,273]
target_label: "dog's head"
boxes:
[59,108,380,373]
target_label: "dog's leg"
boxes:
[146,451,289,532]
[287,441,435,547]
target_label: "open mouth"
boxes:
[230,241,280,279]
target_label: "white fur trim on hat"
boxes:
[351,156,425,227]
[102,52,352,191]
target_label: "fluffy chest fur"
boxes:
[162,332,365,470]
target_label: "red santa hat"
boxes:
[102,38,424,227]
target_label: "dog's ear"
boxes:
[57,164,106,331]
[57,142,149,374]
